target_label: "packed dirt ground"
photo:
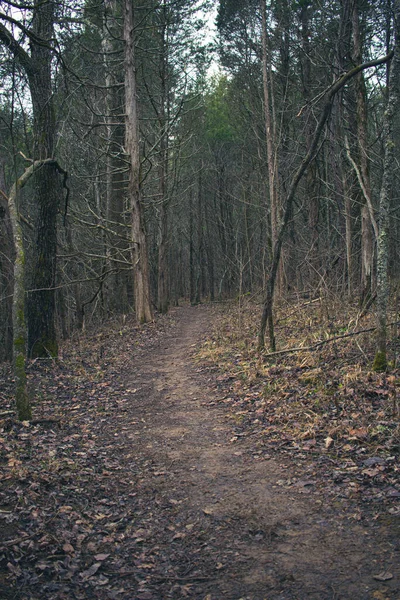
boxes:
[0,301,399,599]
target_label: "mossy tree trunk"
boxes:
[373,0,400,371]
[8,167,37,421]
[6,159,66,420]
[9,179,30,420]
[0,165,15,361]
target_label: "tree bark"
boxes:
[258,52,394,350]
[374,1,400,370]
[124,0,153,323]
[8,171,31,420]
[300,2,320,288]
[0,166,14,361]
[352,0,375,303]
[7,162,59,419]
[260,0,280,270]
[27,0,60,358]
[157,8,170,314]
[0,0,60,358]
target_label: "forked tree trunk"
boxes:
[124,0,153,323]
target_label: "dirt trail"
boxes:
[113,304,398,599]
[3,304,398,600]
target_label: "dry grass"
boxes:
[196,297,400,455]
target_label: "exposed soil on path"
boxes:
[1,304,399,599]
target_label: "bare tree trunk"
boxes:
[7,163,57,419]
[157,3,170,314]
[7,161,65,416]
[374,1,400,370]
[300,2,320,288]
[156,90,169,314]
[343,172,353,297]
[0,1,61,358]
[352,0,375,303]
[258,52,393,350]
[124,0,153,323]
[260,0,280,279]
[103,0,132,314]
[189,189,196,304]
[195,168,203,304]
[27,0,60,358]
[8,176,30,420]
[0,165,14,361]
[157,197,169,313]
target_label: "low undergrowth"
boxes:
[196,297,400,514]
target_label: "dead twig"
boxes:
[0,410,15,418]
[260,325,379,358]
[0,533,36,548]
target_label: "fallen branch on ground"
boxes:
[260,324,388,358]
[0,410,15,418]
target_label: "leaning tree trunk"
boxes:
[258,52,394,350]
[124,0,153,323]
[373,1,400,371]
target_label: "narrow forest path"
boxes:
[1,304,399,600]
[102,304,398,600]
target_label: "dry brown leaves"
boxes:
[196,298,400,514]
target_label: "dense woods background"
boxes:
[1,0,400,414]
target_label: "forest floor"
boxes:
[0,301,399,599]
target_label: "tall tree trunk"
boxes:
[8,160,64,417]
[343,171,353,296]
[260,0,280,275]
[374,1,400,370]
[0,163,14,361]
[0,0,61,358]
[157,196,169,313]
[9,174,31,420]
[26,0,60,358]
[300,2,320,288]
[124,0,153,323]
[195,168,203,304]
[258,53,393,350]
[157,7,170,314]
[189,189,196,304]
[352,0,375,303]
[103,0,131,314]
